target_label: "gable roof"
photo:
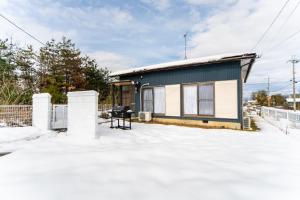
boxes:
[109,53,257,83]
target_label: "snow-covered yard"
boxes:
[0,117,300,200]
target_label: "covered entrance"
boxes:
[111,80,135,113]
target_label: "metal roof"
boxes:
[109,53,257,83]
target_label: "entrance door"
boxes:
[121,85,134,110]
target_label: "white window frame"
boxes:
[182,82,215,117]
[142,88,153,112]
[153,86,166,114]
[198,83,214,116]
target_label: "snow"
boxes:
[0,117,300,200]
[110,53,255,76]
[0,127,51,153]
[286,98,300,103]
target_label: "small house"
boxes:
[109,53,256,129]
[286,97,300,110]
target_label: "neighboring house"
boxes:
[247,100,257,105]
[286,97,300,109]
[109,53,257,129]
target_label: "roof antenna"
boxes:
[184,32,188,60]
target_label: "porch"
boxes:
[111,80,137,114]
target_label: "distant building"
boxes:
[286,98,300,109]
[109,53,256,130]
[247,100,257,105]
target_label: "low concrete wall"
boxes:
[32,93,52,131]
[67,90,98,137]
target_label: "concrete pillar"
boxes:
[67,90,98,137]
[32,93,52,130]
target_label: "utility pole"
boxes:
[288,56,299,111]
[267,76,271,106]
[184,32,188,60]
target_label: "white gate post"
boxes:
[32,93,52,130]
[67,90,98,137]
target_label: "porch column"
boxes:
[112,85,115,107]
[67,90,99,137]
[32,93,52,131]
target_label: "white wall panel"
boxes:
[165,84,181,116]
[215,80,238,119]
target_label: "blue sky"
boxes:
[1,0,300,98]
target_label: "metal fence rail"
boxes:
[0,105,32,127]
[261,106,300,130]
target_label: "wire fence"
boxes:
[98,104,112,112]
[0,105,32,127]
[261,106,300,133]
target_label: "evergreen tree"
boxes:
[271,94,286,107]
[38,37,84,103]
[251,90,268,106]
[15,45,37,103]
[81,56,110,101]
[1,36,111,104]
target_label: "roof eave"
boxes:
[110,53,257,77]
[243,55,257,83]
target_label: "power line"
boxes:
[251,0,290,51]
[277,0,300,34]
[262,0,300,53]
[0,13,45,46]
[265,27,300,54]
[270,83,291,93]
[244,80,290,85]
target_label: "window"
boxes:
[198,84,214,115]
[183,85,197,115]
[183,83,214,116]
[154,87,165,114]
[142,87,166,114]
[143,88,153,112]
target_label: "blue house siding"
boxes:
[120,60,243,124]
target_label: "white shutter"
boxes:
[183,85,197,115]
[143,89,153,112]
[154,87,165,114]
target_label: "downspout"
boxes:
[139,83,150,112]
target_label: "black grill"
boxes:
[109,106,133,130]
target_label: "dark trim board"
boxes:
[0,152,11,157]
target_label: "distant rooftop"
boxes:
[109,53,257,82]
[286,98,300,103]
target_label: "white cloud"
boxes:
[0,0,76,48]
[87,51,136,72]
[0,0,134,48]
[187,0,300,93]
[37,5,133,29]
[1,0,299,96]
[186,0,236,6]
[141,0,170,11]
